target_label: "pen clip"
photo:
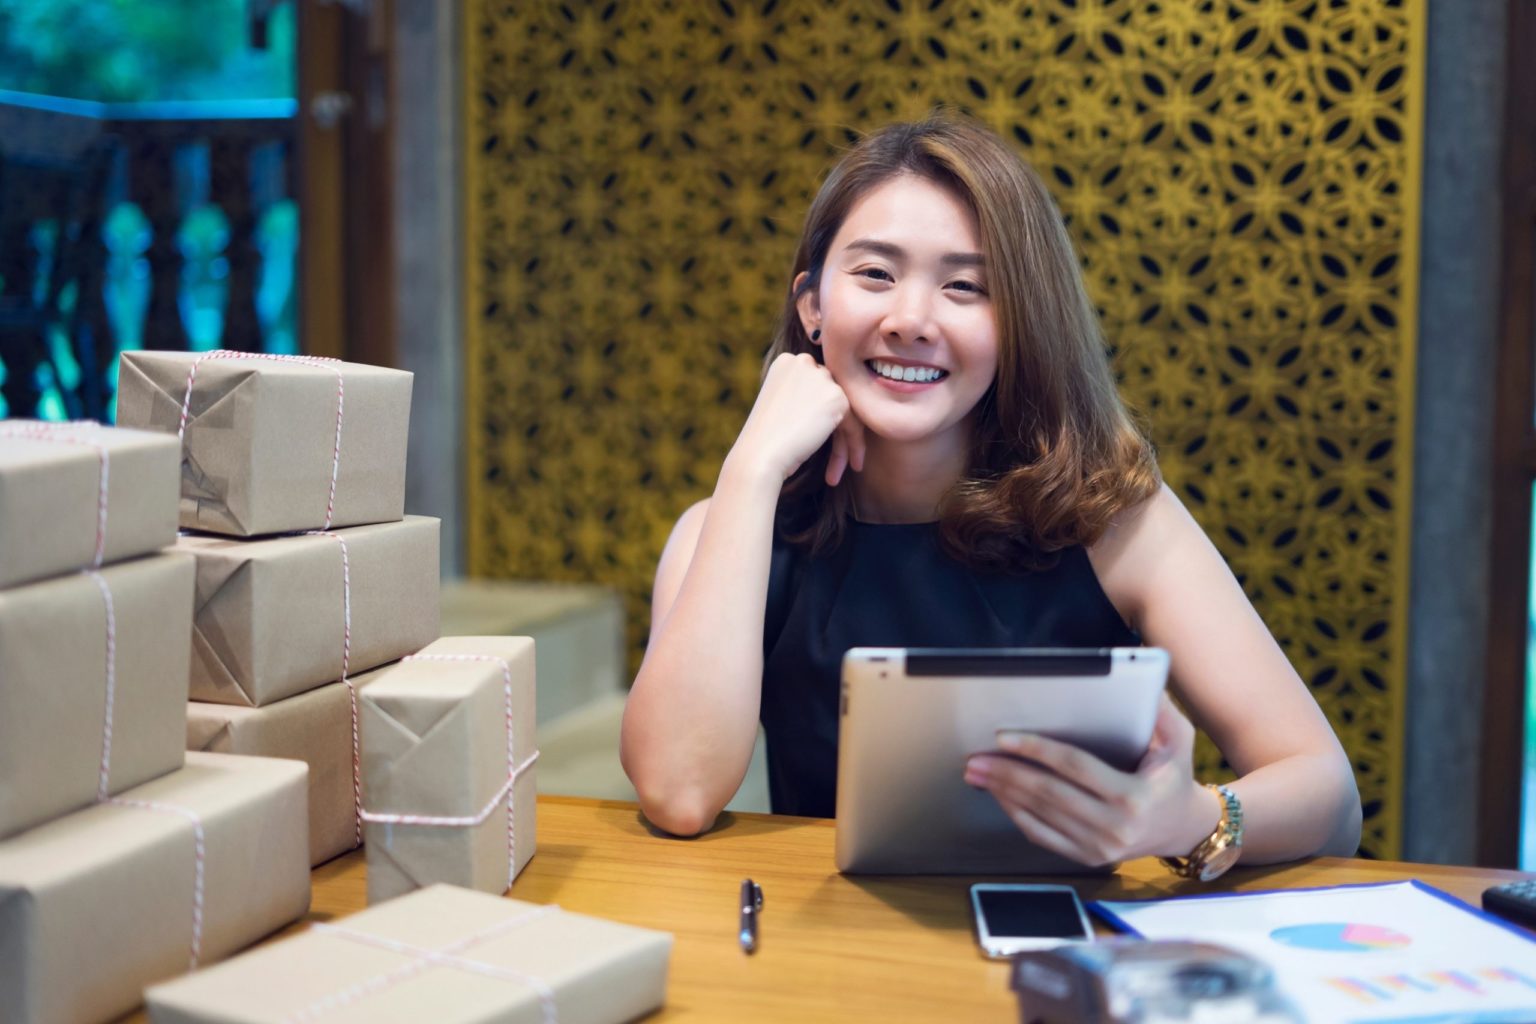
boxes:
[740,878,763,955]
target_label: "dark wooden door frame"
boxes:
[1480,0,1536,869]
[296,0,395,367]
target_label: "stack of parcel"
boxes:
[0,417,309,1024]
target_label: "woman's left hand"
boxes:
[963,695,1221,867]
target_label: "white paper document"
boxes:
[1094,881,1536,1024]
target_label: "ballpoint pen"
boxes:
[739,878,763,954]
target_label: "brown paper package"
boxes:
[0,751,312,1024]
[0,551,193,840]
[360,636,537,906]
[145,883,673,1024]
[0,422,180,588]
[177,516,441,706]
[115,350,413,536]
[188,663,394,866]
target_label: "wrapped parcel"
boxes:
[0,752,311,1024]
[0,551,193,839]
[177,517,440,706]
[360,636,538,904]
[145,884,672,1024]
[0,420,180,588]
[116,349,413,536]
[188,662,394,866]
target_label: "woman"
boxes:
[620,112,1361,874]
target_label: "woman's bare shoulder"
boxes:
[660,498,712,569]
[671,497,710,539]
[651,498,712,623]
[1091,483,1188,556]
[1085,484,1200,628]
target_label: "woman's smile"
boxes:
[865,358,949,389]
[799,173,999,446]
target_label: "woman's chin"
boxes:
[853,414,950,446]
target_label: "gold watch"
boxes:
[1160,784,1243,882]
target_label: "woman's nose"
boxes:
[879,284,935,344]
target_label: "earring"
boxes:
[811,329,822,343]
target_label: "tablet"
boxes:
[834,646,1169,875]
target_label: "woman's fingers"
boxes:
[1140,694,1196,771]
[739,352,858,483]
[843,407,867,473]
[994,731,1132,802]
[973,757,1122,840]
[825,431,849,487]
[825,396,865,487]
[992,796,1085,862]
[969,756,1140,865]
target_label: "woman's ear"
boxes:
[793,271,822,343]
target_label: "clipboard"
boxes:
[1093,880,1536,1023]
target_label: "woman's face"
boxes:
[798,173,999,447]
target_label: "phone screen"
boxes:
[977,888,1090,939]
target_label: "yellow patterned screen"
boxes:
[465,0,1423,858]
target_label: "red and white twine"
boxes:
[85,570,118,800]
[284,905,560,1024]
[306,530,361,845]
[359,654,536,889]
[106,796,207,970]
[4,425,121,795]
[0,425,211,969]
[177,350,346,530]
[360,750,539,831]
[0,420,109,567]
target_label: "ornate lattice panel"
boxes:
[466,0,1423,858]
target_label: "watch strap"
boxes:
[1160,784,1242,880]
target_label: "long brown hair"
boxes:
[767,111,1161,571]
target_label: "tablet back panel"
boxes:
[834,647,1168,875]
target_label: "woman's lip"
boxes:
[867,357,944,371]
[866,360,945,391]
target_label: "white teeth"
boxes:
[870,360,944,384]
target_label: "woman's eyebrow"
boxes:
[843,238,905,261]
[941,251,986,268]
[843,237,985,267]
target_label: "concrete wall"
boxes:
[1404,0,1508,864]
[392,0,463,578]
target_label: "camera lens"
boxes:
[1172,965,1238,999]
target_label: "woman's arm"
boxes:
[620,353,864,836]
[966,484,1359,866]
[620,473,777,837]
[1090,484,1362,863]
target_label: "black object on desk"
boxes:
[1010,940,1303,1024]
[1483,878,1536,930]
[740,878,763,954]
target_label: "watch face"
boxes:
[1197,842,1242,882]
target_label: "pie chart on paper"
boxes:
[1269,922,1413,952]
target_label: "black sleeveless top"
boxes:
[759,518,1139,818]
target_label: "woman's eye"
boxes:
[950,280,986,295]
[857,268,894,282]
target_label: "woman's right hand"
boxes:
[728,352,866,485]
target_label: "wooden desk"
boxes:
[126,796,1531,1022]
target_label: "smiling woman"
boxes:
[770,126,1160,572]
[620,112,1361,876]
[796,175,1000,490]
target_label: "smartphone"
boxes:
[970,883,1095,958]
